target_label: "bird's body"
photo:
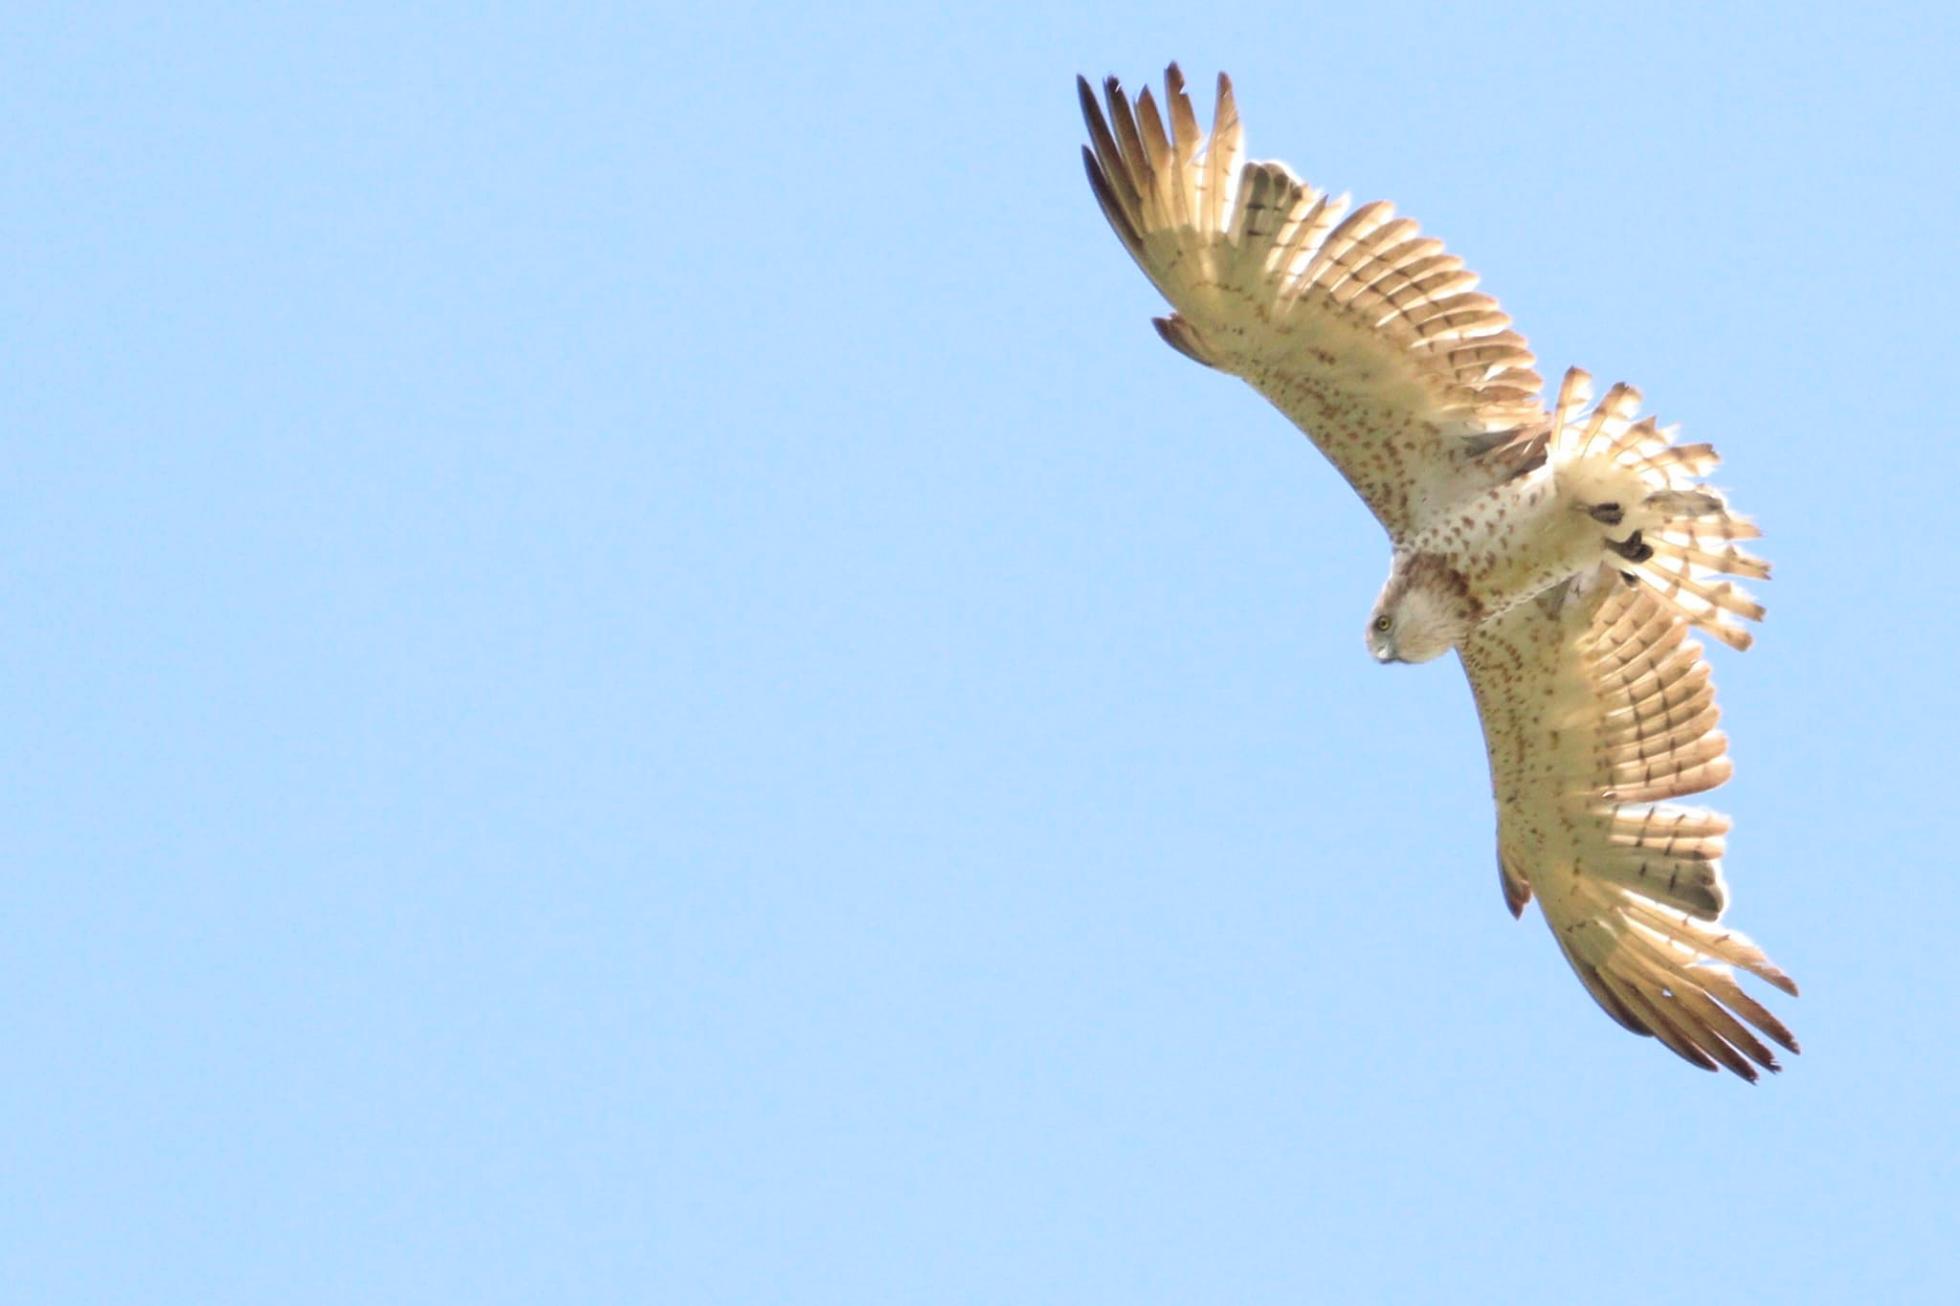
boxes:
[1241,355,1594,634]
[1080,65,1797,1079]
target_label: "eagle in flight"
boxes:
[1079,65,1798,1079]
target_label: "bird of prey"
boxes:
[1078,65,1798,1079]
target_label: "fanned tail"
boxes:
[1551,369,1767,650]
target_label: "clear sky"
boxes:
[7,2,1958,1302]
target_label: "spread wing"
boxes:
[1079,66,1546,536]
[1460,578,1799,1080]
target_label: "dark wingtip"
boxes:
[1080,147,1142,251]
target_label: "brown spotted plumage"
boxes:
[1080,65,1795,1079]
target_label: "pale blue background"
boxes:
[7,3,1957,1302]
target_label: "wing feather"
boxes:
[1459,578,1798,1080]
[1079,66,1543,536]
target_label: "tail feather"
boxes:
[1550,368,1767,650]
[1659,536,1772,581]
[1641,442,1721,476]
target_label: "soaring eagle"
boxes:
[1079,65,1798,1079]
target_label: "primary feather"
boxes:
[1080,68,1543,532]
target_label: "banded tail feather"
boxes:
[1551,368,1768,650]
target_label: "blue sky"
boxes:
[7,2,1958,1301]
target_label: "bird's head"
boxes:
[1366,555,1482,665]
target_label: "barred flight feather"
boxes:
[1078,64,1544,531]
[1461,583,1796,1080]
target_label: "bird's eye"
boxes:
[1373,615,1392,633]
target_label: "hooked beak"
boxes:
[1372,647,1403,665]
